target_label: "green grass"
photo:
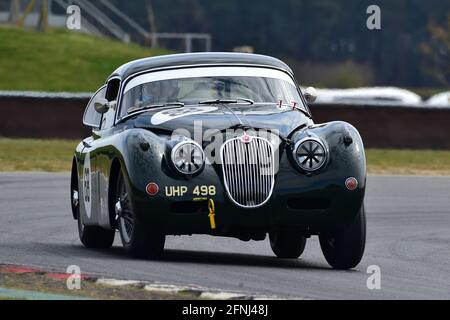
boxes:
[1,138,450,175]
[0,138,77,172]
[0,270,201,300]
[366,149,450,175]
[0,26,171,92]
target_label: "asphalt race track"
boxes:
[0,173,449,299]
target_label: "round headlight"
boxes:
[171,141,205,175]
[293,138,327,172]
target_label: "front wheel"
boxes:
[76,197,115,249]
[269,228,307,259]
[72,165,115,249]
[319,205,366,270]
[115,170,165,259]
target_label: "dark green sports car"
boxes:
[71,53,366,269]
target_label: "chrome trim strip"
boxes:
[123,67,296,94]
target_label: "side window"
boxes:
[100,79,121,130]
[106,78,121,102]
[83,86,107,128]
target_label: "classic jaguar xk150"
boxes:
[71,53,366,269]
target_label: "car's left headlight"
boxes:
[171,140,205,175]
[293,137,327,172]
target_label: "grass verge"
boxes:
[0,138,77,172]
[1,138,450,175]
[366,149,450,175]
[0,266,199,300]
[0,26,171,92]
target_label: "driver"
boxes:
[139,81,161,105]
[139,79,180,105]
[160,79,180,102]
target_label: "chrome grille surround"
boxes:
[220,135,275,208]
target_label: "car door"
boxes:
[80,85,107,226]
[93,78,122,228]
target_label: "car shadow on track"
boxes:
[158,249,331,271]
[44,242,333,271]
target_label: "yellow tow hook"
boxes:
[208,198,216,230]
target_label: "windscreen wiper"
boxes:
[199,98,254,105]
[128,102,185,114]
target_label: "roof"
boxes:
[108,52,294,80]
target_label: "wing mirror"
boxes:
[304,87,317,104]
[94,98,110,114]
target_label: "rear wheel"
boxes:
[116,170,165,259]
[269,228,307,259]
[319,205,366,270]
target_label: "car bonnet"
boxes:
[132,103,310,138]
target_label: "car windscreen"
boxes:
[119,67,305,118]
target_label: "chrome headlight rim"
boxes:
[170,140,205,176]
[293,137,328,172]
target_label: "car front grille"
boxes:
[220,136,275,208]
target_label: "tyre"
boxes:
[74,188,115,249]
[77,212,115,249]
[319,205,366,270]
[269,228,307,259]
[115,170,165,259]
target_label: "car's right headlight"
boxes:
[171,140,205,175]
[293,137,327,172]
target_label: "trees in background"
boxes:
[145,0,158,48]
[115,0,448,88]
[7,0,450,88]
[421,15,450,87]
[12,0,48,31]
[8,0,20,23]
[37,0,48,31]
